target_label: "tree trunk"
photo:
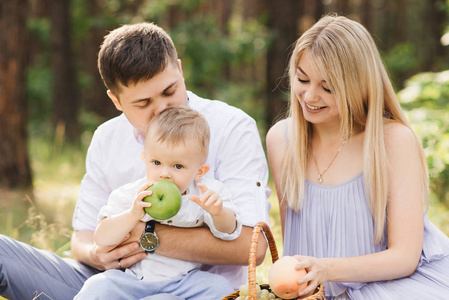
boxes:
[0,0,32,188]
[377,0,396,52]
[335,0,350,16]
[421,0,447,71]
[81,0,118,121]
[360,0,373,32]
[264,0,302,127]
[50,0,79,142]
[393,0,407,43]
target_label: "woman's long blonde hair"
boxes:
[281,15,429,244]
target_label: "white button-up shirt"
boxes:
[73,91,271,288]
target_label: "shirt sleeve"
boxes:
[97,189,131,223]
[202,179,242,241]
[97,178,153,224]
[72,116,146,231]
[212,113,271,227]
[72,130,111,231]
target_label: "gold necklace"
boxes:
[312,139,347,184]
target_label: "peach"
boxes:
[268,256,307,299]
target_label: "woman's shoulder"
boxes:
[383,121,420,156]
[384,121,416,144]
[266,119,289,176]
[267,118,288,146]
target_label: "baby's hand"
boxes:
[189,183,223,216]
[130,181,154,219]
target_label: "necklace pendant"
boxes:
[318,175,323,184]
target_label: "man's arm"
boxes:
[125,222,267,265]
[71,120,148,270]
[155,224,268,265]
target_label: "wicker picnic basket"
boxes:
[222,222,325,300]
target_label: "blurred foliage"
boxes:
[0,129,89,256]
[398,70,449,206]
[26,17,52,127]
[2,2,449,297]
[26,0,272,137]
[11,0,449,257]
[23,0,449,206]
[383,43,419,89]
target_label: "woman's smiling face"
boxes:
[293,52,341,127]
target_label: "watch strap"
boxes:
[145,220,156,233]
[140,220,158,254]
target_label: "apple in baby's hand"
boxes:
[143,180,182,220]
[268,256,308,299]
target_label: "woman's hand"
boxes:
[293,255,328,298]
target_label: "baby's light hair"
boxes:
[145,106,210,161]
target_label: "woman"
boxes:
[267,14,449,299]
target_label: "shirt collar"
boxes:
[133,127,146,145]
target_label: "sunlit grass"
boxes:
[256,181,283,284]
[0,133,86,257]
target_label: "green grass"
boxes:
[0,134,86,255]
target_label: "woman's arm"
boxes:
[295,123,425,296]
[266,120,288,239]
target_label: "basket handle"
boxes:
[248,222,279,299]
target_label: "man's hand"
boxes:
[90,240,145,270]
[71,225,147,271]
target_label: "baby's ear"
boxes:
[141,152,146,163]
[195,163,210,180]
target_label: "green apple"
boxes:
[143,180,182,220]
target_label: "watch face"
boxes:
[140,232,158,252]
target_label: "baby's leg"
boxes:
[74,269,141,299]
[163,269,234,299]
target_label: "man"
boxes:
[0,22,270,300]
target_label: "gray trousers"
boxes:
[75,269,232,299]
[0,234,97,299]
[0,235,183,300]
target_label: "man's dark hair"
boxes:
[98,23,178,97]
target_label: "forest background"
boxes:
[1,0,449,287]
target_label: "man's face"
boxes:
[108,60,189,136]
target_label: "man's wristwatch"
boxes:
[139,220,159,253]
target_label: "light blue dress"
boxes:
[283,173,449,299]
